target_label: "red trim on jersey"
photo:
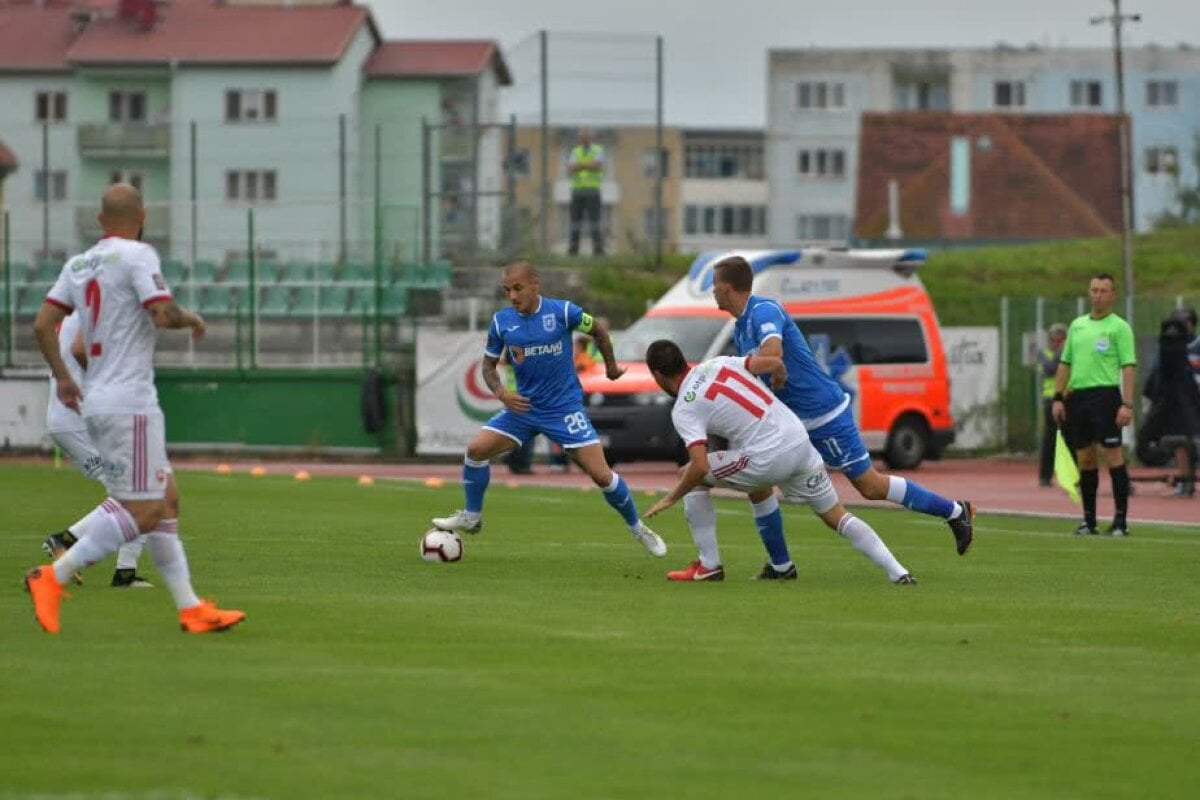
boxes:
[712,455,750,479]
[686,439,707,449]
[743,355,753,372]
[141,294,172,309]
[45,297,74,312]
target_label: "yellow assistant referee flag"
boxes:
[1055,431,1080,505]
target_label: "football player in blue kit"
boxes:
[432,260,667,558]
[705,255,975,578]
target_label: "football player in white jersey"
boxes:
[24,183,245,634]
[643,339,913,584]
[42,310,153,588]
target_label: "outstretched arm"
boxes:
[646,443,710,518]
[589,318,624,380]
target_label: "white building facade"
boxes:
[766,45,1200,245]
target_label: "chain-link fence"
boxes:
[944,293,1197,453]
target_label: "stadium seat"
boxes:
[288,286,317,315]
[280,261,315,283]
[315,262,339,284]
[191,261,217,283]
[162,259,187,284]
[319,285,353,316]
[223,260,250,283]
[7,263,31,284]
[395,262,421,287]
[341,262,373,283]
[381,285,408,316]
[258,285,290,317]
[18,286,44,315]
[198,286,234,316]
[35,262,62,286]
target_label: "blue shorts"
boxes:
[806,405,872,479]
[483,406,601,449]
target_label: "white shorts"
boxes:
[49,428,105,482]
[86,412,171,501]
[706,443,840,514]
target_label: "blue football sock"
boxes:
[890,476,955,519]
[751,497,791,566]
[602,473,640,529]
[463,457,490,514]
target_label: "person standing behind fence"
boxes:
[1051,273,1137,536]
[567,128,605,256]
[1037,323,1068,487]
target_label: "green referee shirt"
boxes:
[1060,312,1137,390]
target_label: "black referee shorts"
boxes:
[1064,386,1122,449]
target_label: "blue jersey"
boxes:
[732,295,847,426]
[485,296,594,412]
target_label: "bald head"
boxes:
[99,183,146,238]
[503,260,539,282]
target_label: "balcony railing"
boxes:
[78,123,170,158]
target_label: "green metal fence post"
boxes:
[373,122,383,369]
[247,207,257,369]
[3,212,11,368]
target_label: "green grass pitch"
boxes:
[1,462,1198,799]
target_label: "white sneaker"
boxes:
[431,510,482,534]
[632,522,667,557]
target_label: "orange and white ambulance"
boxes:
[580,248,955,468]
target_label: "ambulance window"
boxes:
[855,319,928,364]
[793,317,858,356]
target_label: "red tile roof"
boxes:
[364,40,511,85]
[0,0,378,69]
[855,112,1123,241]
[0,5,77,72]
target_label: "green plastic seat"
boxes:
[289,286,317,315]
[191,261,217,283]
[315,262,339,284]
[162,259,187,284]
[319,285,352,315]
[381,285,408,316]
[223,260,250,283]
[198,286,233,315]
[281,261,315,283]
[341,262,374,283]
[258,285,290,316]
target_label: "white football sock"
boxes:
[55,499,137,585]
[145,519,201,610]
[115,536,147,571]
[886,476,907,504]
[683,489,721,569]
[836,513,908,582]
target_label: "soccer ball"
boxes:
[420,529,463,562]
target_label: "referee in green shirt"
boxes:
[1051,273,1137,536]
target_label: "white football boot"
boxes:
[632,521,667,557]
[431,510,483,534]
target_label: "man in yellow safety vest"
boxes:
[567,128,605,256]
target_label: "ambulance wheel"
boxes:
[884,415,929,470]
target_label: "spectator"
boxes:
[1037,323,1068,486]
[567,128,605,256]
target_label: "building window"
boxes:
[683,204,766,236]
[796,81,845,110]
[108,91,147,122]
[108,170,144,192]
[1146,80,1178,107]
[642,148,670,179]
[894,80,950,111]
[796,214,849,242]
[34,170,68,202]
[1144,146,1179,175]
[225,89,278,122]
[797,148,846,178]
[34,91,67,123]
[684,143,764,179]
[225,170,278,202]
[993,81,1026,108]
[1070,80,1103,108]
